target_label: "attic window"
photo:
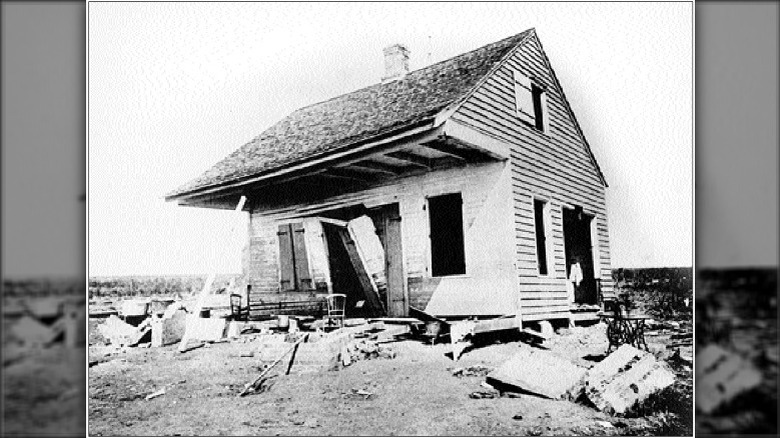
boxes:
[514,71,549,132]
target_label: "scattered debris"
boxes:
[449,320,476,361]
[145,388,166,401]
[98,315,151,347]
[240,334,309,396]
[488,347,587,399]
[570,344,676,415]
[344,388,374,400]
[696,344,763,414]
[451,365,492,378]
[10,315,60,347]
[151,308,187,347]
[469,389,500,399]
[342,339,397,365]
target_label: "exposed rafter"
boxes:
[319,167,375,182]
[346,160,405,175]
[420,140,468,161]
[385,151,432,169]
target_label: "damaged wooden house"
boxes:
[165,29,612,327]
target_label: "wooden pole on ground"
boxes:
[239,333,309,397]
[177,195,246,353]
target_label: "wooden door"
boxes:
[382,205,406,317]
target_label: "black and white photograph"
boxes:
[86,1,695,436]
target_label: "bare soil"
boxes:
[2,345,86,435]
[88,321,692,436]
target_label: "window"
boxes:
[534,198,552,275]
[428,193,466,276]
[514,71,548,132]
[277,222,313,291]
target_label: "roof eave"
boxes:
[165,119,440,204]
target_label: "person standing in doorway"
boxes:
[567,255,583,305]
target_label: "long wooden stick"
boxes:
[239,333,309,397]
[178,196,246,353]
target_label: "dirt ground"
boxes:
[87,320,693,436]
[2,345,86,435]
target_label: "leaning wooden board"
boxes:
[178,196,245,353]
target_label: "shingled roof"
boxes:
[166,29,535,200]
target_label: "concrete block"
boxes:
[120,299,151,317]
[487,346,587,399]
[696,344,763,414]
[28,297,63,319]
[539,321,555,338]
[575,344,676,415]
[98,315,144,346]
[151,309,187,347]
[183,315,226,342]
[10,316,59,346]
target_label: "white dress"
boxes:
[567,262,583,304]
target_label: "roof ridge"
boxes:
[167,28,537,200]
[290,28,535,114]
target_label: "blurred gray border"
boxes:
[696,0,779,271]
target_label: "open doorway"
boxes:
[562,207,598,304]
[316,202,406,317]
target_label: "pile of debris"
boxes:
[479,344,678,416]
[341,338,396,365]
[4,298,86,366]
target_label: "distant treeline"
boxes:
[3,278,84,297]
[697,267,777,294]
[612,267,693,290]
[611,267,693,319]
[88,274,241,299]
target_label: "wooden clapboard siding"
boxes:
[245,161,515,312]
[450,33,613,316]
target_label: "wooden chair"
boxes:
[230,293,249,322]
[324,294,347,329]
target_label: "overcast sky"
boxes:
[84,1,697,276]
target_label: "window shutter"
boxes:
[543,203,555,274]
[290,222,313,290]
[513,71,535,124]
[277,224,296,291]
[540,91,550,132]
[591,217,602,279]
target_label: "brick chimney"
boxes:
[382,44,410,82]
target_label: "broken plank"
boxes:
[240,334,309,396]
[473,315,520,334]
[337,226,385,316]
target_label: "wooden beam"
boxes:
[346,160,404,175]
[420,140,468,161]
[385,151,432,169]
[320,168,374,182]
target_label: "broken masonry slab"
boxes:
[9,316,60,347]
[151,308,187,347]
[182,315,227,342]
[572,344,676,415]
[696,344,763,414]
[487,346,587,399]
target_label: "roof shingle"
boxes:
[167,29,534,199]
